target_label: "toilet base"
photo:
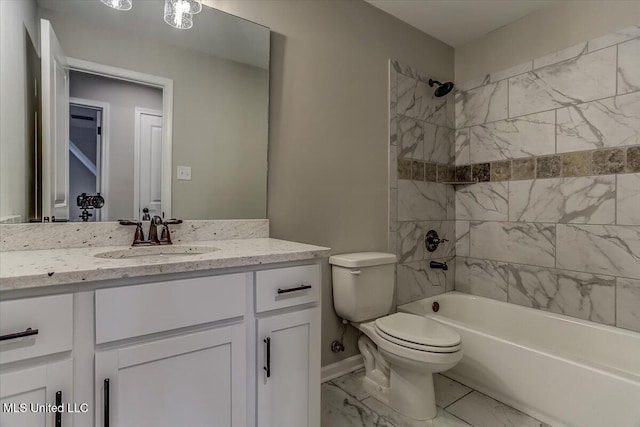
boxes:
[358,334,438,420]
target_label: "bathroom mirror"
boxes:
[0,0,269,223]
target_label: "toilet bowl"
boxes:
[329,252,462,420]
[354,313,462,420]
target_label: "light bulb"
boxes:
[100,0,132,11]
[164,0,193,29]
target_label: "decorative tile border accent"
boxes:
[398,144,640,184]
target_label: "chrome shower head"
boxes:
[428,79,455,97]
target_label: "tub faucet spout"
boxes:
[430,261,448,271]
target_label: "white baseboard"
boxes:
[321,354,364,383]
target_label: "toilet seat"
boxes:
[374,313,460,353]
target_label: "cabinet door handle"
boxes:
[277,284,312,294]
[104,378,110,427]
[0,327,38,341]
[263,337,271,378]
[55,391,62,427]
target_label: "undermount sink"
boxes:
[95,245,219,259]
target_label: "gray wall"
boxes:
[210,0,454,367]
[455,0,640,83]
[70,72,163,221]
[0,0,38,222]
[40,7,269,220]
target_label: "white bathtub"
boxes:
[398,292,640,427]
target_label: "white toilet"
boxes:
[330,252,462,420]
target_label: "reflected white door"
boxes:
[134,109,163,219]
[41,19,69,220]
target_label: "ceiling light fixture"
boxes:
[164,0,193,30]
[99,0,132,11]
[175,0,202,15]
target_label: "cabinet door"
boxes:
[95,325,245,427]
[257,307,320,427]
[0,359,73,427]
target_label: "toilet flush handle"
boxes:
[349,270,361,275]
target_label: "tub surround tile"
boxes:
[363,397,473,427]
[397,180,448,221]
[456,257,509,301]
[434,374,472,408]
[389,188,397,231]
[424,124,454,165]
[420,90,448,127]
[472,163,490,182]
[447,391,551,427]
[397,159,412,180]
[616,277,640,332]
[591,148,625,175]
[618,38,640,95]
[556,224,640,279]
[556,91,640,153]
[397,259,453,305]
[388,232,397,255]
[507,264,615,324]
[469,111,556,163]
[489,61,532,83]
[561,151,592,177]
[456,182,508,221]
[455,165,472,183]
[533,42,588,69]
[456,75,490,92]
[455,80,508,128]
[321,382,380,427]
[490,161,511,181]
[397,221,424,263]
[455,221,470,257]
[438,164,456,183]
[446,185,456,220]
[509,47,616,118]
[626,146,640,172]
[470,222,556,268]
[455,129,470,165]
[508,176,615,224]
[617,174,640,225]
[389,115,397,147]
[425,162,438,182]
[398,116,423,160]
[536,155,562,179]
[397,73,421,118]
[412,160,425,181]
[389,145,398,188]
[588,25,640,51]
[511,158,536,180]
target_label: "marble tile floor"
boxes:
[322,369,552,427]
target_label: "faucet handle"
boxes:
[118,219,140,226]
[163,219,183,225]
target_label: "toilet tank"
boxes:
[329,252,397,322]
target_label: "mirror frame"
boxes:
[66,57,174,219]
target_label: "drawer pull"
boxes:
[0,327,39,341]
[277,284,312,295]
[104,378,110,427]
[263,337,271,378]
[55,391,62,427]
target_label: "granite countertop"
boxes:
[0,238,331,291]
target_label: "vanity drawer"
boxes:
[255,264,320,313]
[95,273,248,344]
[0,294,73,365]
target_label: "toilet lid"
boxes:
[375,313,460,347]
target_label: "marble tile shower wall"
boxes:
[453,25,640,333]
[389,60,456,306]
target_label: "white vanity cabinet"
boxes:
[0,260,322,427]
[0,295,75,427]
[255,265,321,427]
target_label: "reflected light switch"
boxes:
[177,166,192,181]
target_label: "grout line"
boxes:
[444,389,475,409]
